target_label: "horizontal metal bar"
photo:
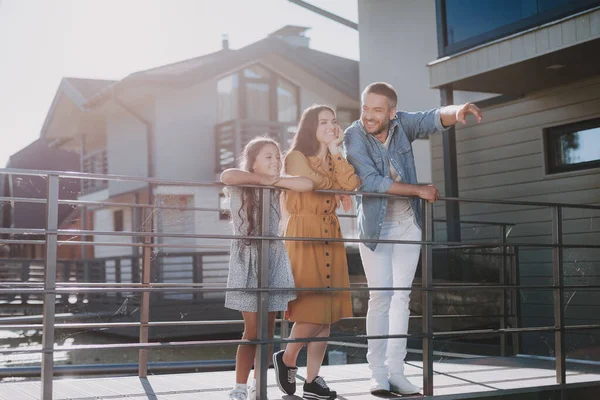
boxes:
[2,284,600,295]
[58,199,221,213]
[0,196,46,204]
[1,167,599,210]
[1,322,597,354]
[0,313,519,330]
[0,360,236,378]
[434,218,516,227]
[1,235,598,251]
[0,325,575,355]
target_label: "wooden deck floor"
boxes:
[1,357,599,399]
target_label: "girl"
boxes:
[221,136,313,400]
[273,105,360,400]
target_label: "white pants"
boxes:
[359,217,422,377]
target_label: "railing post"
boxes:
[115,258,122,302]
[62,261,71,305]
[256,188,271,400]
[421,200,434,396]
[551,206,566,385]
[500,225,507,357]
[511,245,521,355]
[41,173,60,400]
[280,315,290,352]
[21,261,30,304]
[193,254,204,301]
[139,196,154,378]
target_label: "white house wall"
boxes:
[106,111,149,197]
[153,79,217,182]
[93,207,134,258]
[430,76,600,354]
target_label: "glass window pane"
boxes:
[217,74,238,123]
[553,128,600,167]
[243,64,271,79]
[245,82,270,121]
[445,0,537,45]
[277,79,298,123]
[336,109,359,131]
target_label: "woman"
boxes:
[273,105,359,400]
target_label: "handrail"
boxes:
[0,168,598,399]
[1,167,599,209]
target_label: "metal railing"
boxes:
[1,168,600,400]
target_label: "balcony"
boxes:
[214,119,296,171]
[82,148,108,194]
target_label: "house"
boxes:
[0,138,84,260]
[32,26,360,315]
[355,0,600,358]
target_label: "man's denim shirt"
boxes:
[344,109,448,250]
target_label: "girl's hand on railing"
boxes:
[258,174,281,186]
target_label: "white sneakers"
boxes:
[369,375,390,394]
[229,387,248,400]
[369,374,420,395]
[389,373,421,395]
[248,386,269,400]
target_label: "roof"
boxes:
[3,139,81,229]
[85,34,359,107]
[269,25,310,37]
[64,77,117,101]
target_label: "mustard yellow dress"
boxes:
[283,150,360,324]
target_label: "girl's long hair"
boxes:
[288,105,335,157]
[234,136,281,243]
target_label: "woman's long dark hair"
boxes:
[288,105,335,157]
[234,136,281,243]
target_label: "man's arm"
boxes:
[388,181,439,203]
[399,103,482,141]
[344,127,439,202]
[439,102,482,127]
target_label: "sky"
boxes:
[0,0,359,166]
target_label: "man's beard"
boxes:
[366,120,389,136]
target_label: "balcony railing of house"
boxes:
[81,148,108,193]
[0,168,600,400]
[215,120,296,171]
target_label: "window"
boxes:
[277,78,299,123]
[219,192,231,220]
[217,74,239,122]
[217,64,299,123]
[440,0,600,55]
[336,108,360,131]
[113,210,124,231]
[545,118,600,174]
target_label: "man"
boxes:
[344,82,482,395]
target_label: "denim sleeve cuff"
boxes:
[377,176,394,193]
[434,108,450,132]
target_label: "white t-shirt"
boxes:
[383,132,413,222]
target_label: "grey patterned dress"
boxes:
[224,187,296,312]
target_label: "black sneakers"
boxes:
[273,350,298,395]
[303,376,337,400]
